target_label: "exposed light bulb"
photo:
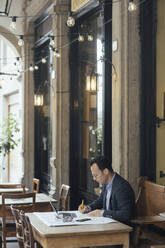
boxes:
[53,49,60,58]
[18,35,24,47]
[34,65,39,70]
[10,16,17,31]
[41,58,47,63]
[128,1,137,12]
[67,16,75,27]
[50,37,55,47]
[78,34,84,42]
[29,64,34,72]
[52,69,55,79]
[88,34,94,41]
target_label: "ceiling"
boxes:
[0,0,12,16]
[0,0,27,17]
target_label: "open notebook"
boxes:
[33,211,116,227]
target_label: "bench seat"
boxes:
[131,177,165,247]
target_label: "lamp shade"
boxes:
[34,94,44,106]
[86,74,97,92]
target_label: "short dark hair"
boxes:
[90,156,113,173]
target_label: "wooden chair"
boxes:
[0,184,25,247]
[58,184,70,211]
[32,178,40,193]
[10,206,24,248]
[0,192,36,248]
[20,211,35,248]
[131,177,165,247]
[0,184,25,194]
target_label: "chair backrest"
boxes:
[135,176,165,217]
[59,184,70,211]
[10,206,24,248]
[1,192,36,248]
[0,184,25,193]
[32,178,40,193]
[20,211,35,248]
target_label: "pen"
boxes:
[76,218,91,222]
[81,200,84,209]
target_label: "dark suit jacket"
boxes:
[89,173,135,225]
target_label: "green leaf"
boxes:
[0,113,21,156]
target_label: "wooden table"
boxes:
[27,213,132,248]
[0,193,57,216]
[0,187,29,195]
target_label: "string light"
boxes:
[53,49,60,58]
[41,58,47,63]
[50,36,55,47]
[34,65,39,70]
[10,16,17,31]
[29,64,34,72]
[66,15,75,27]
[128,0,137,12]
[18,35,24,47]
[0,0,147,75]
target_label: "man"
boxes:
[78,155,135,225]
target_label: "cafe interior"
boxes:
[0,0,165,247]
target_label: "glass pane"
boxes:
[77,13,104,194]
[34,40,52,192]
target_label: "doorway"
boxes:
[0,36,23,183]
[156,0,165,184]
[7,93,23,182]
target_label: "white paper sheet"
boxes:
[33,211,117,227]
[159,212,165,218]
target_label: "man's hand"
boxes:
[87,209,102,217]
[78,205,89,214]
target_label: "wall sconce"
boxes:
[86,73,97,92]
[34,80,54,107]
[85,56,117,93]
[34,94,44,106]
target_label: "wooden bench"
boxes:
[131,177,165,246]
[151,246,165,248]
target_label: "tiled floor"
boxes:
[3,237,165,248]
[1,243,19,248]
[2,242,158,248]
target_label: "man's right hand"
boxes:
[78,204,89,214]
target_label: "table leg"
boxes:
[123,233,130,248]
[0,236,2,248]
[133,225,141,247]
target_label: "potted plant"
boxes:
[0,112,20,158]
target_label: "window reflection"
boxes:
[77,13,104,194]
